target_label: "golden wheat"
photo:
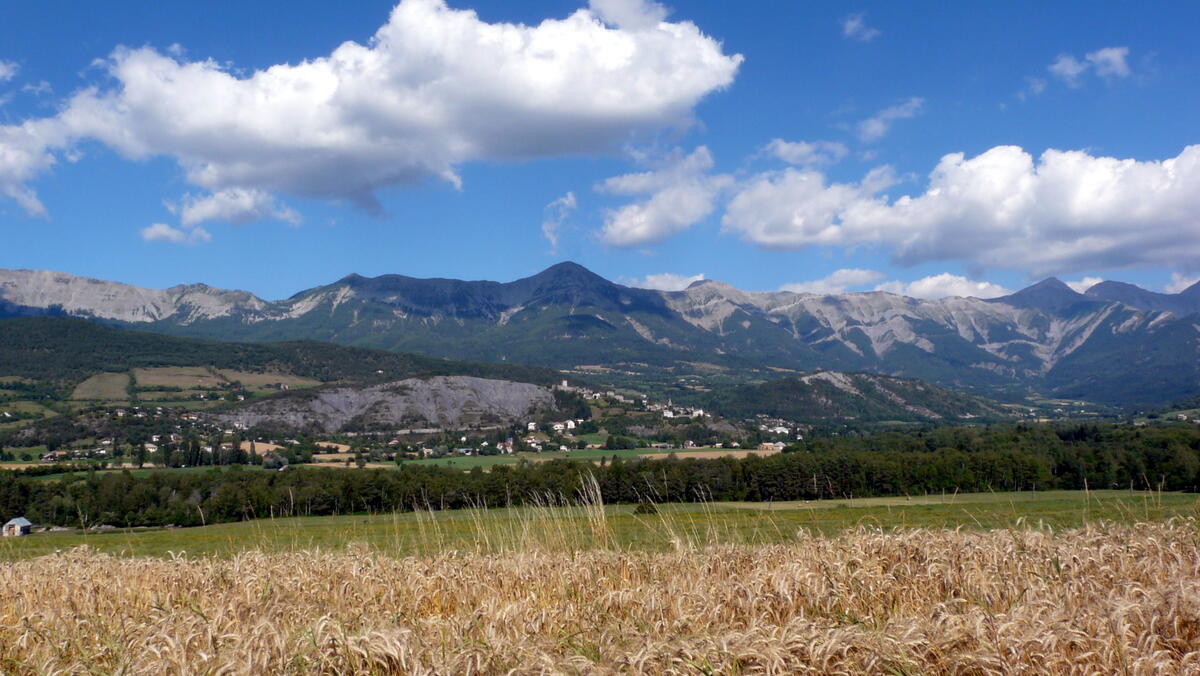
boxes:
[1,518,1198,674]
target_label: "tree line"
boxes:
[1,422,1197,528]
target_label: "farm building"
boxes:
[3,517,32,537]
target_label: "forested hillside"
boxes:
[0,317,564,393]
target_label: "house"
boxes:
[3,517,32,537]
[527,422,538,431]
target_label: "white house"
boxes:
[527,422,537,431]
[3,517,32,537]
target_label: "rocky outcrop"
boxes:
[216,376,554,433]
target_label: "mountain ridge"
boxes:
[2,264,1197,407]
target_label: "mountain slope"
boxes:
[2,265,1197,407]
[706,371,1009,423]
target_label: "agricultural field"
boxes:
[70,372,130,401]
[130,367,320,394]
[0,493,1197,672]
[215,369,321,392]
[132,366,225,389]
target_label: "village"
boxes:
[2,378,809,475]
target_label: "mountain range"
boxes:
[1,264,1197,407]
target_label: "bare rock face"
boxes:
[217,376,554,433]
[0,269,272,323]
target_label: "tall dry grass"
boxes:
[1,517,1198,674]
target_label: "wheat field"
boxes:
[2,517,1198,674]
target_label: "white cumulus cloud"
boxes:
[841,13,881,42]
[780,268,883,294]
[857,97,923,142]
[874,274,1011,300]
[179,188,300,227]
[620,271,705,291]
[0,0,742,227]
[723,144,1200,277]
[140,223,212,245]
[1165,272,1199,294]
[763,139,848,166]
[598,146,733,247]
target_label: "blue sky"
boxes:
[1,0,1197,299]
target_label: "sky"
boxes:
[1,0,1198,300]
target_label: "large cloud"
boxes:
[0,0,741,224]
[598,146,732,247]
[723,144,1200,276]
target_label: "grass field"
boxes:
[2,489,1195,561]
[1,502,1197,672]
[70,372,130,401]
